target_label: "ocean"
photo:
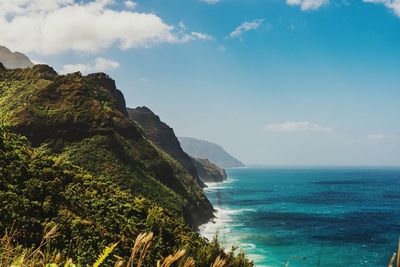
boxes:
[199,167,400,267]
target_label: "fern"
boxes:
[93,242,118,267]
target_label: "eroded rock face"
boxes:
[0,45,34,69]
[87,73,128,116]
[127,106,205,188]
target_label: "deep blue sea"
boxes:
[199,167,400,267]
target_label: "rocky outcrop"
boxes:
[0,45,34,69]
[127,106,205,187]
[179,137,245,168]
[192,158,227,183]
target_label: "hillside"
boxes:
[0,65,213,227]
[192,158,227,183]
[127,106,204,187]
[0,118,252,266]
[0,45,34,69]
[179,137,245,168]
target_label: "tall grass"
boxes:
[0,225,229,267]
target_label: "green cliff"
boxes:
[192,158,227,183]
[127,106,204,187]
[0,65,253,266]
[0,118,250,266]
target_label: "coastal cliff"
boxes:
[0,65,214,228]
[179,137,245,168]
[192,158,227,182]
[128,106,230,185]
[0,64,254,265]
[127,106,204,187]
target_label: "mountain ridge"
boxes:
[0,45,34,69]
[127,106,205,187]
[179,137,245,169]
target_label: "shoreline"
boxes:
[197,172,276,267]
[198,179,259,256]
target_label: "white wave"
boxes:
[204,180,236,192]
[198,206,256,248]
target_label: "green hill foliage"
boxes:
[0,65,253,265]
[0,65,212,227]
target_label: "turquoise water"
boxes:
[199,167,400,267]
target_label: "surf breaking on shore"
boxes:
[198,180,271,266]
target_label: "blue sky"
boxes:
[1,0,400,165]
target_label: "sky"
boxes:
[1,0,400,166]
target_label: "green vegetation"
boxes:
[0,65,212,226]
[0,65,253,266]
[1,227,247,267]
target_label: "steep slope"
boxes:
[0,65,213,227]
[0,45,34,69]
[179,137,245,168]
[192,158,227,183]
[128,106,205,187]
[0,121,252,266]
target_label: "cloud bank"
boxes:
[264,121,333,133]
[363,0,400,17]
[0,0,211,55]
[286,0,329,10]
[199,0,222,4]
[60,57,120,74]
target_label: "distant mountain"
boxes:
[178,137,245,168]
[127,106,204,187]
[0,45,34,69]
[192,158,227,182]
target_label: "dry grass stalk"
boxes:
[157,249,186,267]
[29,224,59,260]
[182,257,196,267]
[397,237,400,267]
[389,253,396,267]
[210,255,226,267]
[127,232,153,267]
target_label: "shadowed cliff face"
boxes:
[0,45,34,69]
[128,106,205,188]
[0,65,214,227]
[192,158,227,183]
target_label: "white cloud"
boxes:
[363,0,400,17]
[60,57,120,74]
[199,0,221,4]
[191,32,215,41]
[264,121,333,133]
[175,22,214,42]
[124,0,137,9]
[0,0,209,55]
[229,19,264,38]
[286,0,329,10]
